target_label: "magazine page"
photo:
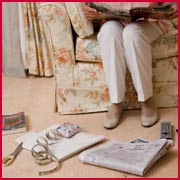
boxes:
[79,139,168,176]
[87,2,131,23]
[87,2,176,22]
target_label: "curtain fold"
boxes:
[2,2,26,77]
[22,2,53,77]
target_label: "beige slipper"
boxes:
[141,108,158,127]
[103,116,120,129]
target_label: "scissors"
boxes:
[31,137,60,176]
[2,142,23,166]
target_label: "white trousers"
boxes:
[97,20,163,103]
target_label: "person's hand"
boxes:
[168,3,178,19]
[83,5,101,20]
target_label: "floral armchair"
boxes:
[39,2,178,114]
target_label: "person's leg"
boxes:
[97,20,126,129]
[122,21,163,127]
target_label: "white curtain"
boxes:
[18,2,28,69]
[2,2,26,77]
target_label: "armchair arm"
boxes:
[39,2,75,67]
[65,2,94,38]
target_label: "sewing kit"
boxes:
[14,123,105,175]
[46,123,81,140]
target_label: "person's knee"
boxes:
[98,21,123,40]
[122,23,143,44]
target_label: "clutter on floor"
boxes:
[79,138,173,176]
[2,117,176,177]
[2,142,23,166]
[160,122,172,139]
[46,122,81,140]
[30,123,81,175]
[2,112,26,135]
[31,137,60,176]
[16,124,105,175]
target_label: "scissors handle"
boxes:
[2,142,23,166]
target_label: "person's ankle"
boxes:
[141,96,156,117]
[103,102,123,129]
[141,96,158,127]
[107,103,123,119]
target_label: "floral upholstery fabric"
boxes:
[152,30,178,60]
[75,30,178,63]
[152,57,177,83]
[76,34,102,63]
[73,62,105,88]
[23,2,53,76]
[39,2,75,68]
[65,2,94,38]
[39,2,178,114]
[56,86,110,114]
[55,82,177,114]
[72,57,177,88]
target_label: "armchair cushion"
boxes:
[75,29,178,62]
[73,62,105,88]
[152,30,178,59]
[76,35,102,63]
[65,2,94,38]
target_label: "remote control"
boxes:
[160,122,172,139]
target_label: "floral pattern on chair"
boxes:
[56,86,110,114]
[39,2,75,68]
[75,30,178,63]
[76,35,101,62]
[73,62,105,87]
[39,2,178,114]
[65,2,94,38]
[152,30,178,60]
[152,57,177,83]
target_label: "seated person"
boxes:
[83,2,177,129]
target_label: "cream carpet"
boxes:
[2,75,178,178]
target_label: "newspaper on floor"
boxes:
[79,139,173,176]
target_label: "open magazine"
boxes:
[88,2,175,22]
[79,139,173,176]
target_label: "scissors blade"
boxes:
[10,142,23,156]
